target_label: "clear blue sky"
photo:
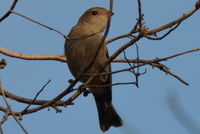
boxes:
[0,0,200,134]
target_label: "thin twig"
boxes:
[0,0,18,22]
[86,47,200,86]
[0,82,28,134]
[105,3,200,67]
[137,0,143,29]
[10,10,69,39]
[123,50,134,73]
[135,43,140,73]
[0,81,8,128]
[135,43,141,87]
[23,80,51,112]
[88,82,136,88]
[104,35,142,68]
[156,48,200,62]
[150,63,189,86]
[104,32,131,45]
[81,48,200,78]
[164,69,189,86]
[146,6,199,35]
[18,87,74,115]
[0,89,73,106]
[105,1,199,46]
[145,22,181,40]
[123,50,139,87]
[63,90,82,106]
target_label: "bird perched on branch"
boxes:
[64,7,123,132]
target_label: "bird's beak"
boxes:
[109,12,114,16]
[102,12,114,18]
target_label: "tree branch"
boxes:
[0,0,18,22]
[146,4,199,35]
[0,81,28,134]
[0,89,73,106]
[10,10,69,39]
[0,47,66,62]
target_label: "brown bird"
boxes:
[64,7,123,132]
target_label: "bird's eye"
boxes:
[91,11,98,16]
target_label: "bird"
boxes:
[64,7,123,132]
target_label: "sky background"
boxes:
[0,0,200,134]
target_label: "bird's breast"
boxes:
[65,34,109,83]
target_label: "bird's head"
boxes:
[77,7,113,32]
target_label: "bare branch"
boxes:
[0,89,73,106]
[156,48,200,62]
[137,0,143,30]
[88,82,136,88]
[104,35,142,68]
[146,5,199,35]
[0,0,18,22]
[1,47,199,64]
[63,90,82,106]
[104,33,131,45]
[150,63,189,86]
[145,22,181,40]
[123,50,139,87]
[22,80,51,112]
[0,81,28,134]
[0,47,66,62]
[10,11,69,39]
[80,48,200,78]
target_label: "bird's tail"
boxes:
[94,97,123,132]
